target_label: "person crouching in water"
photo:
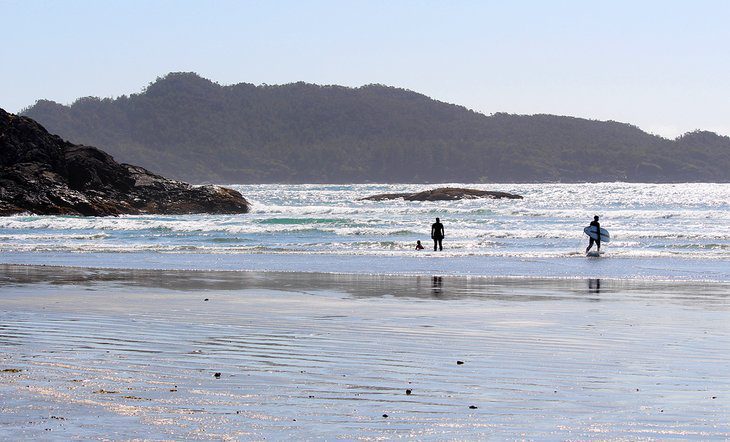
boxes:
[415,240,424,250]
[586,215,601,254]
[431,217,445,251]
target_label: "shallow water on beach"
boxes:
[0,183,729,280]
[1,267,729,440]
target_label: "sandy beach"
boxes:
[0,264,728,439]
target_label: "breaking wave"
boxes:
[0,183,728,278]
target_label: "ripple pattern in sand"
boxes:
[1,277,730,439]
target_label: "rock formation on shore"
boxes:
[0,108,250,216]
[360,187,523,201]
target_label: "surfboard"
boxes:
[583,225,610,242]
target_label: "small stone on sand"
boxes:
[406,389,412,395]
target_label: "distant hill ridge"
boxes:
[22,72,730,183]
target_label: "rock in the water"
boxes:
[0,108,250,216]
[360,187,522,201]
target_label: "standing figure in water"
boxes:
[586,215,601,254]
[431,217,445,251]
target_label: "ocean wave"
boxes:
[1,183,728,266]
[0,232,109,240]
[1,241,727,261]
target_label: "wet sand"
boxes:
[1,265,729,439]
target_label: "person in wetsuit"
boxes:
[431,217,445,251]
[586,215,601,254]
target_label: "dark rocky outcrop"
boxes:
[360,187,523,201]
[0,108,250,216]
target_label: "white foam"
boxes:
[0,183,727,268]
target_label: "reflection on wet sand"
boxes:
[431,276,443,296]
[588,278,601,293]
[1,264,729,439]
[1,264,728,302]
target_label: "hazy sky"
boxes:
[3,0,729,138]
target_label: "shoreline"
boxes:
[2,263,729,298]
[3,260,730,284]
[2,250,729,283]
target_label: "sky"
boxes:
[2,0,729,138]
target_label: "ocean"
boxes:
[1,182,727,280]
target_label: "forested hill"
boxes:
[22,72,730,183]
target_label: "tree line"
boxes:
[22,72,730,183]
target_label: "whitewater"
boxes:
[1,183,728,280]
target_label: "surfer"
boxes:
[431,217,445,251]
[415,240,424,250]
[585,215,601,254]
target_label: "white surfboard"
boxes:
[583,225,610,242]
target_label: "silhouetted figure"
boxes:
[431,217,445,251]
[415,240,424,250]
[586,215,601,254]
